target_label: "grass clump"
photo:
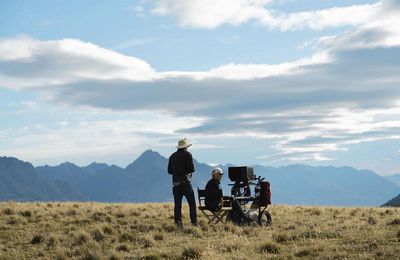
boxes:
[367,216,377,225]
[387,218,400,225]
[137,235,156,248]
[153,233,163,241]
[349,210,357,217]
[101,224,113,235]
[295,249,311,257]
[55,248,71,260]
[91,211,107,221]
[66,209,77,216]
[91,228,106,242]
[161,223,176,232]
[2,208,14,215]
[183,226,203,238]
[300,230,340,239]
[130,210,140,217]
[73,230,91,245]
[115,243,129,252]
[115,212,125,218]
[20,210,32,217]
[310,208,322,216]
[80,248,102,260]
[47,235,58,247]
[118,232,135,243]
[273,233,292,244]
[242,226,260,237]
[259,242,280,254]
[181,245,203,259]
[31,234,44,244]
[222,241,242,253]
[108,252,122,260]
[360,241,378,251]
[142,255,160,260]
[7,217,19,225]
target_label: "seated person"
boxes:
[205,167,250,224]
[205,167,224,212]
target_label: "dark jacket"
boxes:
[205,178,223,210]
[168,149,195,183]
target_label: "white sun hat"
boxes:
[177,138,192,149]
[211,167,223,177]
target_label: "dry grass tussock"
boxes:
[0,202,399,259]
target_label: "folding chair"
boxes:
[197,188,232,224]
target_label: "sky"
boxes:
[1,0,400,175]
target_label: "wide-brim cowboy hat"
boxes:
[177,138,192,149]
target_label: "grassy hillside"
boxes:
[0,203,399,259]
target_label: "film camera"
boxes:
[228,166,256,198]
[228,166,272,225]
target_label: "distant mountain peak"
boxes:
[125,149,167,172]
[59,161,78,167]
[141,149,162,157]
[0,156,34,169]
[0,156,25,162]
[83,162,110,174]
[135,149,165,162]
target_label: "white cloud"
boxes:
[151,0,273,29]
[0,37,39,61]
[160,51,330,80]
[313,1,400,50]
[0,35,328,91]
[147,0,380,31]
[268,3,380,31]
[1,0,400,163]
[0,36,157,89]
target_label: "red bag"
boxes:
[259,181,271,206]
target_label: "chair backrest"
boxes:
[197,188,206,207]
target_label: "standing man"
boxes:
[168,138,197,227]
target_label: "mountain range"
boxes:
[0,150,399,206]
[0,157,82,201]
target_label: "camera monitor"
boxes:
[228,166,255,182]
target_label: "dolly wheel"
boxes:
[258,211,272,226]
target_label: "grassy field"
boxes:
[0,202,399,259]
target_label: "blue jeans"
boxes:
[173,183,197,224]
